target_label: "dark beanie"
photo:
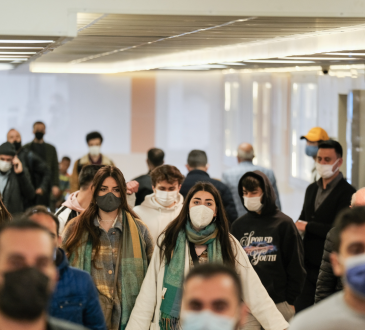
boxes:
[0,142,16,156]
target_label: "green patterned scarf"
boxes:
[159,222,223,330]
[69,210,148,330]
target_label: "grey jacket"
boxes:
[49,317,90,330]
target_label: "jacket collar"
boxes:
[56,248,69,271]
[187,169,210,178]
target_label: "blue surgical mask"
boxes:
[345,254,365,299]
[181,310,236,330]
[305,145,318,157]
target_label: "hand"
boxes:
[35,188,44,195]
[126,180,139,195]
[289,304,295,312]
[12,156,23,174]
[295,221,308,232]
[52,186,60,197]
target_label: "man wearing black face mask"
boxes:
[0,220,89,329]
[7,128,51,208]
[24,121,60,209]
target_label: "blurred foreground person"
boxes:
[134,148,165,206]
[63,166,153,330]
[181,150,237,224]
[0,142,35,215]
[126,182,288,330]
[70,132,114,193]
[222,143,281,218]
[27,206,106,330]
[7,128,51,207]
[232,171,305,322]
[290,207,365,329]
[315,188,365,303]
[57,165,139,234]
[24,121,60,205]
[300,127,330,181]
[0,198,11,224]
[0,220,89,330]
[180,263,247,330]
[134,165,184,243]
[295,140,355,312]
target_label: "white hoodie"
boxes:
[133,193,184,244]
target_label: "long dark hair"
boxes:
[64,165,137,261]
[158,182,236,268]
[0,198,11,224]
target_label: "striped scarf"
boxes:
[69,211,148,330]
[159,222,223,330]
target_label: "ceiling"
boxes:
[32,13,365,71]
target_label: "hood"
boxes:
[238,170,277,216]
[62,191,84,213]
[140,192,184,211]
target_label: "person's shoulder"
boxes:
[67,265,93,282]
[222,165,241,175]
[48,317,90,330]
[133,173,149,181]
[339,177,356,192]
[45,142,57,151]
[209,177,227,190]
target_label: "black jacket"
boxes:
[17,146,51,207]
[24,141,60,187]
[299,175,355,282]
[180,170,238,224]
[231,171,306,304]
[315,227,343,303]
[133,173,153,206]
[1,168,35,215]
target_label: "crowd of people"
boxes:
[0,122,364,330]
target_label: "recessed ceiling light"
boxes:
[243,60,315,64]
[281,57,360,60]
[0,40,54,44]
[324,53,365,56]
[0,52,36,55]
[0,63,13,70]
[0,46,44,49]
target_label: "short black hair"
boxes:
[318,140,343,158]
[86,131,103,144]
[184,263,243,302]
[241,175,263,193]
[332,206,365,252]
[187,150,208,168]
[79,164,105,190]
[147,148,165,167]
[33,121,45,128]
[61,156,71,163]
[0,220,52,242]
[24,205,60,235]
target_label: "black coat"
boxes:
[299,176,355,283]
[133,173,153,206]
[180,170,238,224]
[315,227,343,303]
[1,169,35,215]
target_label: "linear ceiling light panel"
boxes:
[244,60,315,63]
[281,57,361,60]
[0,46,44,49]
[0,40,54,43]
[324,52,365,56]
[0,52,36,54]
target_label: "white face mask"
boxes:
[244,195,263,212]
[89,145,101,157]
[189,205,215,230]
[0,160,12,173]
[155,190,178,207]
[316,158,340,179]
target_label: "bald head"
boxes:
[237,143,254,162]
[351,188,365,207]
[7,129,21,144]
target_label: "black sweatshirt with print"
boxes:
[231,170,306,305]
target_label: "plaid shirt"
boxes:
[90,214,154,329]
[222,161,281,217]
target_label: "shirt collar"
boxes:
[317,172,343,190]
[94,211,124,231]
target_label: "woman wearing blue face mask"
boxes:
[62,166,154,330]
[126,182,289,330]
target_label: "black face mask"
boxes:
[35,132,44,140]
[0,267,51,321]
[96,192,122,212]
[13,141,22,151]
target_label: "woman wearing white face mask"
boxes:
[133,165,184,243]
[126,182,289,330]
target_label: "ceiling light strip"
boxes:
[77,14,109,33]
[70,17,256,64]
[0,40,54,44]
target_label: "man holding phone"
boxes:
[0,142,35,215]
